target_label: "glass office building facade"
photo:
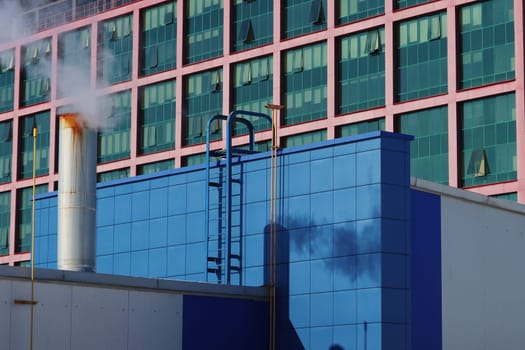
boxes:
[0,0,524,268]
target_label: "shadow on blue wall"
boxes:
[265,216,375,350]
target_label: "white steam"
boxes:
[0,0,119,131]
[56,49,116,131]
[0,1,28,43]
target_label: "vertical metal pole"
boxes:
[265,104,283,350]
[30,126,37,350]
[225,114,234,285]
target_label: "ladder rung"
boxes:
[230,266,241,272]
[207,257,220,262]
[210,149,227,158]
[230,254,241,260]
[211,148,259,158]
[209,181,222,187]
[230,148,258,156]
[207,268,221,274]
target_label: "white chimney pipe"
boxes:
[57,114,97,272]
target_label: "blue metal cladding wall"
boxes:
[35,131,413,350]
[410,189,442,350]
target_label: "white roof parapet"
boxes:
[410,177,525,216]
[0,265,268,300]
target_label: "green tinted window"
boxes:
[238,140,272,152]
[283,42,327,126]
[19,111,50,179]
[233,0,272,52]
[397,0,433,9]
[98,90,131,163]
[397,106,448,184]
[0,191,10,256]
[97,168,130,183]
[182,153,206,167]
[459,0,514,89]
[491,192,517,202]
[339,28,385,114]
[283,129,326,148]
[141,1,176,76]
[0,50,15,113]
[16,185,47,253]
[233,56,273,134]
[461,93,516,187]
[21,39,52,107]
[58,27,91,98]
[185,0,223,64]
[397,13,447,102]
[338,0,383,25]
[138,159,174,175]
[0,121,12,184]
[139,80,175,155]
[284,0,327,39]
[337,118,385,137]
[183,69,222,146]
[98,14,133,84]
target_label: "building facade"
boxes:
[0,0,524,266]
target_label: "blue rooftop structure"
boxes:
[33,131,445,350]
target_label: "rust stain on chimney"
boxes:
[60,113,85,136]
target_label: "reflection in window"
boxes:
[0,191,9,256]
[397,13,447,102]
[233,0,272,52]
[141,1,176,76]
[139,80,176,155]
[16,185,47,253]
[396,0,433,9]
[98,90,131,163]
[97,168,130,183]
[138,159,174,175]
[19,111,50,179]
[459,0,514,89]
[338,28,385,114]
[490,192,517,202]
[58,27,91,98]
[183,69,222,146]
[461,93,516,187]
[338,0,383,25]
[0,121,12,184]
[0,50,15,113]
[337,118,385,137]
[283,129,326,148]
[397,106,448,184]
[185,0,223,64]
[98,14,133,84]
[233,56,273,134]
[21,39,52,107]
[284,0,327,39]
[283,42,327,126]
[182,153,206,167]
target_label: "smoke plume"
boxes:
[0,0,119,131]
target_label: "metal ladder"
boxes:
[205,111,272,285]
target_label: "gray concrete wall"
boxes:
[441,195,525,350]
[413,178,525,350]
[0,267,266,350]
[1,278,183,350]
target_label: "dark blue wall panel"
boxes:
[183,295,268,350]
[410,189,442,350]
